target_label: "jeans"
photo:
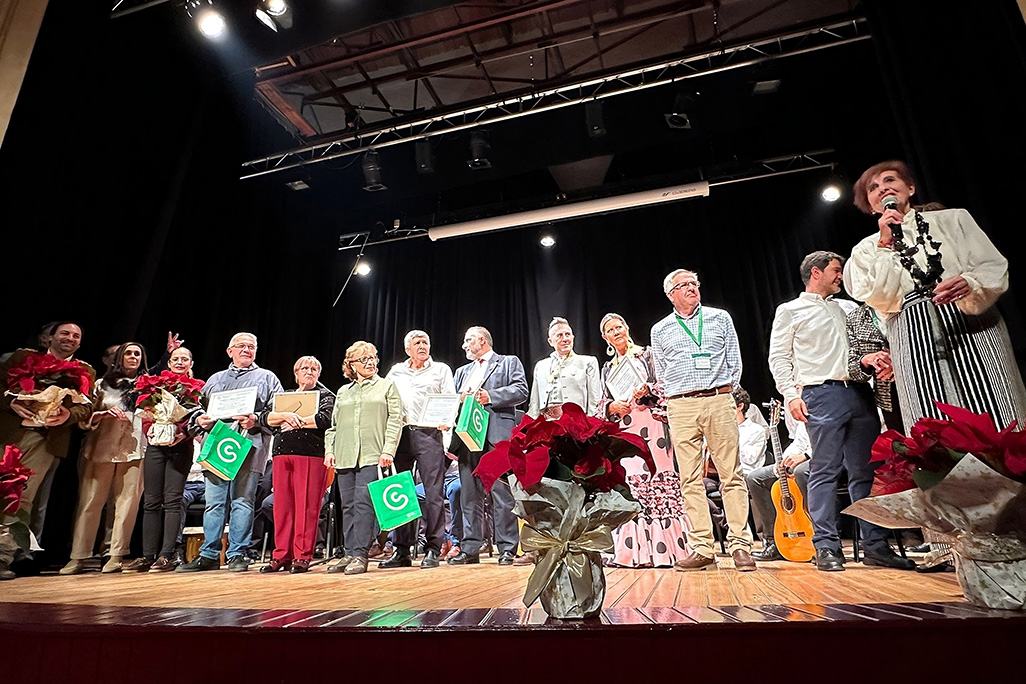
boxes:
[200,463,260,560]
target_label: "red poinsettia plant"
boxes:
[474,403,655,499]
[871,401,1026,495]
[5,352,92,396]
[1,445,35,518]
[135,371,204,410]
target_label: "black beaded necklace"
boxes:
[890,210,944,292]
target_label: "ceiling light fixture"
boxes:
[664,92,695,129]
[186,1,226,39]
[361,150,387,192]
[821,185,841,202]
[467,131,491,170]
[539,234,556,248]
[255,0,292,32]
[355,261,371,276]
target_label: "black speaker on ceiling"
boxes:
[415,139,435,174]
[585,101,606,138]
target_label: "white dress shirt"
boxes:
[768,292,857,406]
[460,350,494,393]
[385,357,457,425]
[737,418,769,476]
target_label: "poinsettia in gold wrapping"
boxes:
[511,475,640,619]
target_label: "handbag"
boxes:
[196,420,253,481]
[368,465,422,531]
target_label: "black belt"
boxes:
[815,379,849,387]
[667,385,732,400]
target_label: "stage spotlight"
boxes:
[664,92,695,129]
[355,261,371,276]
[539,234,556,248]
[361,150,387,192]
[467,131,491,170]
[255,0,292,32]
[821,185,842,202]
[186,1,226,39]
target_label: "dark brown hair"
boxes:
[853,160,917,215]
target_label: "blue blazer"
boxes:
[453,353,529,446]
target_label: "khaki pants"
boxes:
[69,459,144,559]
[667,393,752,558]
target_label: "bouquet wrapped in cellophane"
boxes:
[135,371,204,446]
[844,402,1026,610]
[4,352,92,427]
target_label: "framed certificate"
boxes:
[414,393,461,428]
[206,387,259,420]
[604,359,646,402]
[273,391,319,419]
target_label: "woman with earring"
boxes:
[844,161,1025,432]
[60,342,149,575]
[599,314,691,568]
[324,342,403,575]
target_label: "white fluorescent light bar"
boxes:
[428,181,709,241]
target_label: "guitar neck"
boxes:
[769,422,791,495]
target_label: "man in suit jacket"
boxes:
[527,317,602,419]
[449,326,528,566]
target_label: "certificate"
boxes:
[206,387,259,420]
[273,391,319,419]
[414,393,461,428]
[604,359,646,402]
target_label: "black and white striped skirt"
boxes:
[888,293,1026,433]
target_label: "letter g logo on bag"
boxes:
[382,483,408,511]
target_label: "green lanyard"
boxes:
[675,308,703,348]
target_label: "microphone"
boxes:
[881,195,899,212]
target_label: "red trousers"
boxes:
[271,455,327,562]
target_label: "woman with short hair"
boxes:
[324,342,403,575]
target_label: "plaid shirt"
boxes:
[846,303,893,412]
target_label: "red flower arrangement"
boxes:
[5,352,92,397]
[474,403,655,498]
[135,371,204,410]
[1,445,35,517]
[871,401,1026,495]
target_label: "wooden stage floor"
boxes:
[3,552,1025,683]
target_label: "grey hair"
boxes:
[662,269,699,294]
[547,317,571,337]
[466,326,492,347]
[404,330,430,348]
[799,251,844,286]
[229,332,257,348]
[599,313,627,336]
[293,355,322,374]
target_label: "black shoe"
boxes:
[378,551,412,568]
[815,548,845,572]
[752,543,784,562]
[863,546,916,570]
[227,555,251,572]
[176,556,220,572]
[420,550,441,569]
[171,546,186,566]
[497,551,515,566]
[447,551,480,565]
[907,543,931,554]
[260,558,291,573]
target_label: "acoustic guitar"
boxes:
[767,399,815,562]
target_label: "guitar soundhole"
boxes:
[781,496,796,514]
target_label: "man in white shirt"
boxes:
[768,251,914,572]
[733,387,768,477]
[382,330,457,569]
[527,317,602,419]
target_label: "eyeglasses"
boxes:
[231,343,256,351]
[668,280,700,294]
[353,356,378,365]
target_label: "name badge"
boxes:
[693,352,711,370]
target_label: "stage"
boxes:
[3,551,1024,682]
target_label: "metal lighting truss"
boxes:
[241,18,866,180]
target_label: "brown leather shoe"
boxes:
[732,549,757,572]
[673,552,717,572]
[149,557,175,573]
[513,550,538,566]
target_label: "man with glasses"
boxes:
[178,332,283,572]
[381,330,457,569]
[651,270,755,572]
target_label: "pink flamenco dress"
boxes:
[601,348,691,567]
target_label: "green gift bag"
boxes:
[455,395,489,452]
[196,420,253,481]
[368,466,422,531]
